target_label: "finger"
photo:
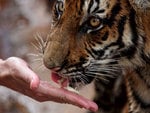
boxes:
[37,81,98,112]
[60,88,98,112]
[30,72,40,90]
[22,66,40,90]
[8,57,40,90]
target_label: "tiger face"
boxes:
[43,0,143,88]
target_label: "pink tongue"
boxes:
[51,72,68,87]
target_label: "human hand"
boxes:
[0,57,98,112]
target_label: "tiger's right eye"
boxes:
[89,17,101,28]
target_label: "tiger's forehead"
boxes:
[83,0,109,12]
[62,0,115,15]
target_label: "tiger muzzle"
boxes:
[43,31,69,69]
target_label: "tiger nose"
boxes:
[43,41,68,69]
[43,48,65,69]
[43,57,62,69]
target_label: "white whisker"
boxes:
[85,71,114,77]
[38,64,46,70]
[79,73,90,84]
[34,62,46,71]
[28,33,48,72]
[80,76,89,84]
[32,57,43,61]
[31,43,41,52]
[35,33,45,46]
[85,73,109,82]
[28,53,43,57]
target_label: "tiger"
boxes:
[42,0,150,113]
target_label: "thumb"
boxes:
[29,70,40,90]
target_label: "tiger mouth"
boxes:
[51,71,69,87]
[50,71,80,93]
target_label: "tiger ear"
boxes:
[129,0,150,12]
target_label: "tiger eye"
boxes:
[90,17,101,27]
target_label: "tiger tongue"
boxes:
[51,72,69,87]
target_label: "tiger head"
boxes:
[43,0,144,88]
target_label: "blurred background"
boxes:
[0,0,94,113]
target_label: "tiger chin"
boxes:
[42,0,150,113]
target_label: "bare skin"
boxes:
[0,57,98,112]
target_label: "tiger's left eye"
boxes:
[89,17,101,27]
[79,16,103,33]
[53,1,64,21]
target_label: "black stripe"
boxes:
[86,48,96,58]
[79,0,85,15]
[102,3,124,49]
[101,31,109,41]
[96,9,105,13]
[91,0,100,13]
[86,42,105,59]
[95,0,99,4]
[117,16,127,48]
[92,6,99,13]
[107,12,138,59]
[88,0,100,14]
[105,16,127,50]
[120,45,136,59]
[120,9,138,59]
[107,2,121,27]
[91,48,105,58]
[129,9,139,46]
[88,0,94,14]
[141,53,150,64]
[118,9,138,59]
